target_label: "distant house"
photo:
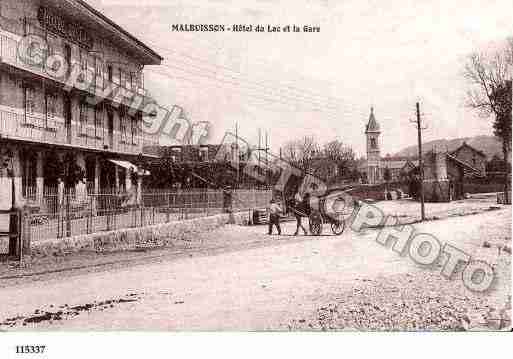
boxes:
[401,159,419,175]
[486,155,510,176]
[405,150,484,202]
[167,145,221,163]
[311,157,339,182]
[380,159,410,182]
[145,145,222,163]
[450,142,487,177]
[143,143,256,165]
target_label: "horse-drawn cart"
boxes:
[308,190,355,236]
[287,188,356,236]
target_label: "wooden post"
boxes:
[22,208,31,257]
[36,152,44,206]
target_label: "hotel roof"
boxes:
[45,0,163,64]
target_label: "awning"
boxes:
[108,160,150,176]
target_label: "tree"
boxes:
[464,38,512,199]
[282,140,301,168]
[322,140,356,179]
[282,136,320,172]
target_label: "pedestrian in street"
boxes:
[292,191,307,236]
[267,199,282,235]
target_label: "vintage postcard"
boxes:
[0,0,512,354]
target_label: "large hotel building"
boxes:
[0,0,162,205]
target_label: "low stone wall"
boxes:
[29,211,250,259]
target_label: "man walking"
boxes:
[267,199,282,235]
[293,191,307,236]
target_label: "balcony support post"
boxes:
[114,165,120,192]
[11,148,24,209]
[36,151,44,205]
[92,156,100,214]
[76,152,87,202]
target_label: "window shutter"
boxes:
[120,108,126,143]
[132,116,139,145]
[79,101,87,135]
[95,57,104,89]
[95,105,104,139]
[24,87,35,125]
[46,93,57,129]
[112,66,120,85]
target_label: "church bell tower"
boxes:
[365,107,381,184]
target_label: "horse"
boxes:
[286,194,311,235]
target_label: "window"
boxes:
[129,71,142,89]
[78,50,88,84]
[94,57,104,88]
[79,101,88,135]
[200,147,209,162]
[24,85,36,126]
[131,116,138,145]
[119,69,126,88]
[120,109,128,143]
[129,72,135,89]
[111,66,120,85]
[46,34,57,61]
[45,92,57,129]
[79,50,88,70]
[107,65,113,82]
[94,105,104,139]
[63,44,71,76]
[370,138,377,149]
[131,71,142,89]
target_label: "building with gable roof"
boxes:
[450,142,487,177]
[0,0,163,207]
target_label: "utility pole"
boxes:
[265,131,269,188]
[235,122,239,188]
[410,102,427,221]
[258,128,261,165]
[265,131,269,163]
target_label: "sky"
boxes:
[88,0,513,157]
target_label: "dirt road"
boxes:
[0,207,510,330]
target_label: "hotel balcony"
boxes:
[0,107,153,156]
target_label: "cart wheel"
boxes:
[331,220,345,235]
[309,211,323,236]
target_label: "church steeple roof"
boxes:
[365,107,380,133]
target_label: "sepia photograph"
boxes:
[0,0,512,355]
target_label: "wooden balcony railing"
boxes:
[0,108,151,156]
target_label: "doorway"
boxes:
[107,111,114,149]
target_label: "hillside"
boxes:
[394,135,503,159]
